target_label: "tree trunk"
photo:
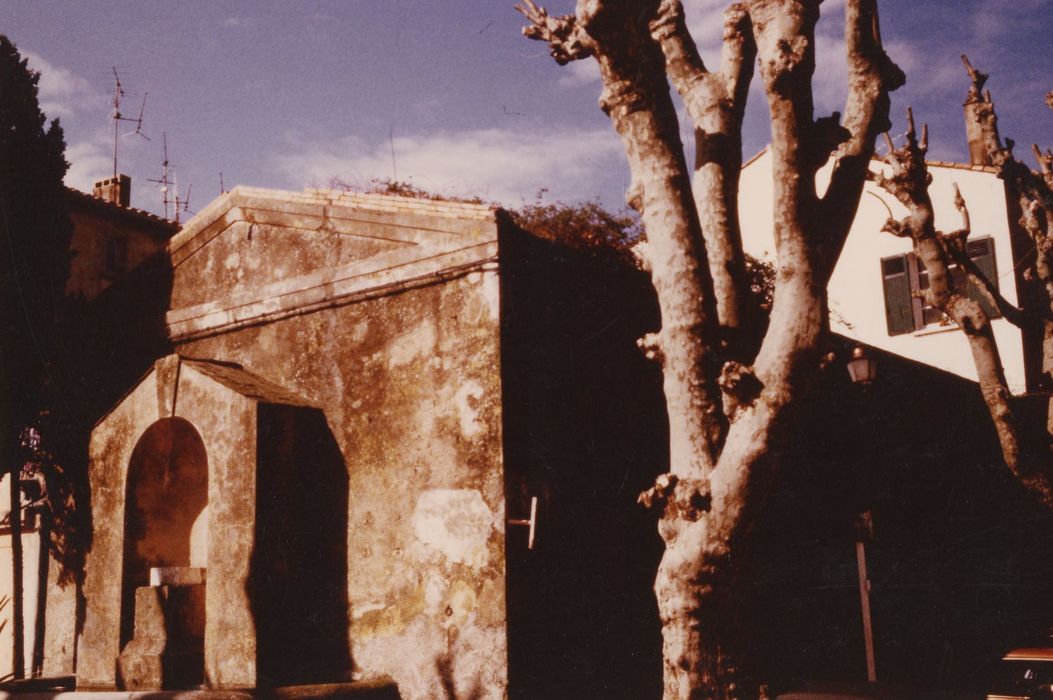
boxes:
[654,516,751,699]
[519,1,901,695]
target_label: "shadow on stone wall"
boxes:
[50,251,175,647]
[498,220,668,699]
[497,218,1053,698]
[250,405,351,686]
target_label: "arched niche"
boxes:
[120,417,209,649]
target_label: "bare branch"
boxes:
[522,0,728,477]
[819,0,905,278]
[515,0,593,64]
[939,189,1030,328]
[961,54,989,96]
[961,54,1003,166]
[952,182,970,233]
[650,0,709,100]
[651,0,756,357]
[719,3,755,111]
[1033,143,1053,182]
[876,111,1053,509]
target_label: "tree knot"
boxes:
[637,473,711,520]
[762,35,810,95]
[805,113,850,171]
[637,331,664,363]
[719,361,762,418]
[516,0,594,65]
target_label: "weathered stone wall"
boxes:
[176,268,507,699]
[66,201,175,300]
[78,361,262,690]
[164,191,508,699]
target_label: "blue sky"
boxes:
[4,1,1052,218]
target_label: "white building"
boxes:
[739,148,1032,394]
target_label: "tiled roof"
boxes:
[65,186,178,234]
[741,146,1000,175]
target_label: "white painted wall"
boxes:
[0,473,42,680]
[739,149,1027,393]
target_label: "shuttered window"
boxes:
[961,238,999,318]
[880,236,1000,336]
[881,255,914,335]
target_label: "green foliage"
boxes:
[511,190,643,262]
[330,177,488,205]
[0,34,73,531]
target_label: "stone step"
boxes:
[0,677,400,700]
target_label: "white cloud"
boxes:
[64,137,113,193]
[684,0,733,56]
[22,50,104,122]
[557,60,600,88]
[971,0,1046,46]
[274,126,626,207]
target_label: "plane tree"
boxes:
[871,60,1053,509]
[517,0,904,697]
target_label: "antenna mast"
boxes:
[148,133,191,224]
[110,68,149,177]
[148,132,172,219]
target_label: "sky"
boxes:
[4,1,1052,219]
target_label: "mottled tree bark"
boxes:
[650,0,755,356]
[520,1,900,696]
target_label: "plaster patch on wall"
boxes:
[352,601,388,620]
[412,489,494,568]
[454,382,485,438]
[387,319,436,368]
[481,269,500,322]
[424,573,445,614]
[351,320,369,344]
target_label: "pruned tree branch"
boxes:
[819,0,905,278]
[521,2,906,696]
[940,184,1031,328]
[651,0,756,356]
[874,108,1053,510]
[515,0,593,64]
[523,0,727,482]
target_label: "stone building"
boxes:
[66,174,178,300]
[28,183,1053,699]
[44,187,668,699]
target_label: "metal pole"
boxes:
[856,534,876,682]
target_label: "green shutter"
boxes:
[962,237,1000,319]
[881,255,914,335]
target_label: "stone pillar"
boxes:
[117,570,206,691]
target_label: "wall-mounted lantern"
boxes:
[847,346,877,385]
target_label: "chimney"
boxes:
[93,174,131,207]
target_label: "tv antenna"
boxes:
[110,68,149,177]
[147,132,191,223]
